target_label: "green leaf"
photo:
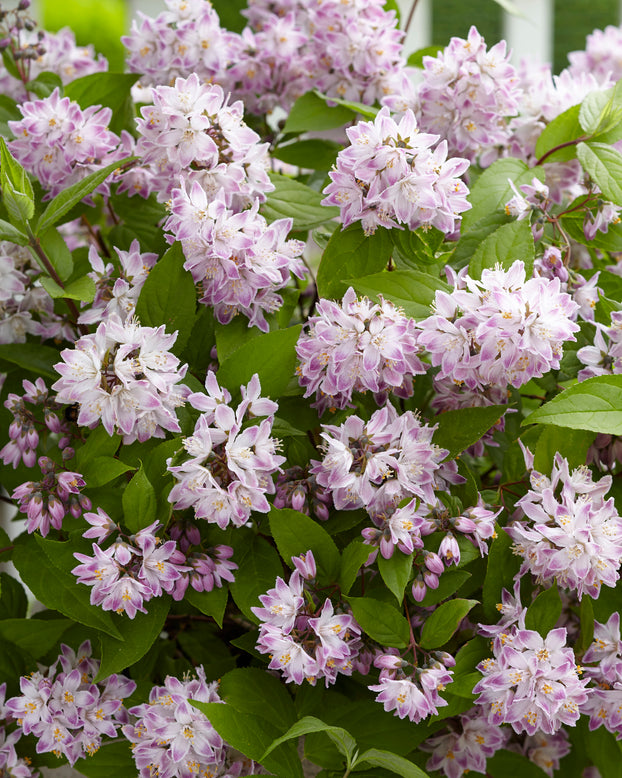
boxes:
[535,104,583,164]
[41,274,95,301]
[316,223,393,300]
[69,740,136,778]
[357,748,429,778]
[229,532,284,622]
[579,82,622,138]
[451,211,510,270]
[134,242,196,352]
[0,618,70,659]
[192,702,304,778]
[269,507,340,584]
[217,325,302,399]
[36,155,133,234]
[218,667,297,732]
[25,71,62,99]
[432,405,507,459]
[468,219,534,280]
[419,598,478,650]
[272,139,342,170]
[75,425,120,468]
[64,71,140,112]
[261,172,338,231]
[525,584,562,637]
[406,45,444,68]
[122,463,157,533]
[378,552,413,603]
[577,141,622,207]
[579,595,595,653]
[0,573,27,619]
[390,227,444,269]
[339,540,373,595]
[80,456,135,488]
[313,89,378,119]
[96,595,170,680]
[0,136,34,224]
[37,225,73,281]
[533,425,596,472]
[0,217,27,244]
[350,269,449,319]
[482,528,520,620]
[0,343,59,379]
[185,586,228,628]
[12,534,122,639]
[261,715,357,765]
[283,91,356,133]
[418,569,471,607]
[526,374,622,433]
[462,158,545,232]
[345,596,410,648]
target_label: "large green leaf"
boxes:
[36,156,133,234]
[284,91,356,133]
[228,532,284,622]
[317,223,393,300]
[350,269,449,319]
[95,595,170,680]
[70,740,136,778]
[432,405,507,459]
[526,375,622,433]
[272,139,342,170]
[525,585,562,637]
[534,104,583,164]
[0,343,59,379]
[217,324,302,399]
[185,586,228,628]
[378,552,413,604]
[339,540,373,595]
[269,507,340,584]
[261,715,357,765]
[261,172,338,231]
[345,596,410,648]
[357,748,429,778]
[468,219,534,279]
[0,618,71,659]
[577,141,622,207]
[134,242,197,353]
[121,463,157,533]
[218,667,297,732]
[419,598,478,649]
[0,136,34,225]
[482,529,520,620]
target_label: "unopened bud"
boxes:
[18,0,32,10]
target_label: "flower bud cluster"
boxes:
[123,665,256,777]
[4,641,135,765]
[322,107,470,237]
[369,648,455,723]
[273,465,332,521]
[167,372,285,529]
[534,246,599,322]
[312,404,460,515]
[1,377,73,469]
[52,314,189,444]
[13,456,89,536]
[418,260,580,390]
[507,450,622,599]
[253,551,362,685]
[8,88,124,199]
[296,286,426,414]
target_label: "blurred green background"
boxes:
[37,0,622,75]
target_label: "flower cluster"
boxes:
[167,372,284,529]
[369,649,455,723]
[421,707,509,777]
[578,309,622,380]
[581,611,622,738]
[253,551,362,685]
[311,404,459,514]
[474,625,589,735]
[533,246,600,322]
[5,641,135,765]
[322,107,470,237]
[135,73,272,205]
[165,184,306,332]
[507,450,622,599]
[418,260,580,390]
[1,377,74,469]
[296,286,426,414]
[8,88,123,199]
[13,456,88,536]
[404,25,522,166]
[72,517,187,618]
[78,240,158,326]
[567,24,622,84]
[52,314,189,444]
[123,665,255,777]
